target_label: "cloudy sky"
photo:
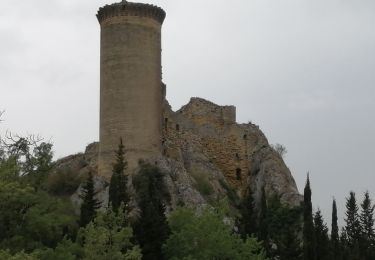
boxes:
[1,0,374,225]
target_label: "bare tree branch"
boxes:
[272,143,287,158]
[0,130,43,157]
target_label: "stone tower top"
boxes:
[96,1,166,25]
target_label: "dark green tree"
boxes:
[344,191,361,259]
[360,191,375,260]
[26,142,54,190]
[258,186,269,249]
[79,172,101,227]
[303,174,316,260]
[238,186,257,239]
[133,163,170,260]
[314,209,330,260]
[163,207,267,260]
[0,180,37,244]
[0,181,78,252]
[345,192,361,244]
[331,198,340,260]
[108,138,129,212]
[266,195,302,260]
[33,142,53,172]
[77,206,141,260]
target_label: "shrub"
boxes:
[47,169,84,196]
[163,207,268,260]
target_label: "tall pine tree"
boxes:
[340,228,349,260]
[344,191,361,259]
[303,174,316,260]
[314,209,330,260]
[108,138,129,212]
[345,192,361,245]
[80,171,101,227]
[360,191,375,260]
[133,163,170,260]
[331,198,340,260]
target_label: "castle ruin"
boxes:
[92,1,301,206]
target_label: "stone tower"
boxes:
[97,1,166,178]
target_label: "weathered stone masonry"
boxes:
[162,97,268,192]
[92,1,302,206]
[97,1,166,178]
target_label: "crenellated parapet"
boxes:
[97,1,166,25]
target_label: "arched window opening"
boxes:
[176,124,180,131]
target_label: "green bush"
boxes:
[0,250,37,260]
[163,207,268,260]
[47,169,84,196]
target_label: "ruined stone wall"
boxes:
[97,2,166,178]
[62,96,301,211]
[163,98,267,193]
[177,98,236,126]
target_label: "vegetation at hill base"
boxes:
[0,128,374,259]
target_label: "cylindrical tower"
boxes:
[97,1,166,178]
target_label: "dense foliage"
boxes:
[0,139,78,253]
[0,128,374,259]
[164,207,267,260]
[77,206,141,260]
[79,172,100,227]
[133,163,170,260]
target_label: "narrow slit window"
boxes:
[236,168,242,180]
[164,118,168,129]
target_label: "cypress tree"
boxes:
[331,198,340,260]
[258,186,269,244]
[133,163,170,260]
[108,138,129,212]
[360,191,375,259]
[314,209,330,260]
[80,171,101,227]
[303,174,316,260]
[238,186,257,238]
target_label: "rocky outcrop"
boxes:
[57,98,302,212]
[162,97,302,208]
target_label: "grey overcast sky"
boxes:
[1,0,374,225]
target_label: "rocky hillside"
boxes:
[56,97,302,212]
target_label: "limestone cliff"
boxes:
[161,97,302,208]
[58,97,302,212]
